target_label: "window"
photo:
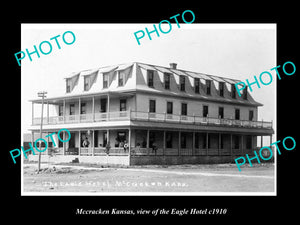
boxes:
[202,133,207,149]
[66,79,71,93]
[149,100,156,113]
[167,102,173,114]
[203,105,208,117]
[118,71,125,86]
[195,133,199,149]
[58,105,63,116]
[100,99,107,113]
[231,84,236,98]
[180,75,185,91]
[219,82,224,97]
[103,73,109,88]
[233,135,240,149]
[218,107,224,119]
[80,102,86,114]
[181,103,187,116]
[120,99,127,111]
[206,80,211,95]
[246,136,252,149]
[147,70,154,87]
[84,76,89,91]
[235,109,240,120]
[220,134,224,149]
[194,78,200,94]
[69,104,75,115]
[249,110,254,121]
[166,132,173,148]
[94,130,99,147]
[164,73,170,90]
[243,86,248,100]
[181,133,187,148]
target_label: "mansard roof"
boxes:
[31,62,263,107]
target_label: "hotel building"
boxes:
[28,62,274,165]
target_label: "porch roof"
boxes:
[30,90,136,104]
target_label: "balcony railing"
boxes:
[32,110,273,129]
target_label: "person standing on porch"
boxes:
[123,140,129,152]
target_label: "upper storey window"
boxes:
[118,71,125,86]
[164,73,170,90]
[194,78,200,94]
[65,74,79,93]
[147,70,154,87]
[66,79,71,93]
[219,82,224,97]
[84,76,89,91]
[206,80,211,95]
[180,75,185,91]
[231,84,236,99]
[242,86,248,100]
[103,73,109,88]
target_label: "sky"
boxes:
[21,23,276,143]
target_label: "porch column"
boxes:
[32,102,34,125]
[146,129,150,155]
[47,101,49,124]
[92,129,95,156]
[78,98,81,122]
[206,133,208,155]
[261,135,263,147]
[107,129,110,146]
[63,99,66,123]
[31,131,34,149]
[63,130,66,155]
[92,96,95,122]
[269,134,272,146]
[178,131,181,156]
[78,130,81,156]
[192,132,195,156]
[230,134,233,156]
[107,94,110,121]
[128,128,131,156]
[218,133,221,156]
[163,131,166,156]
[241,135,244,154]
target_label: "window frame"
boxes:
[166,101,173,114]
[181,102,187,116]
[147,70,154,87]
[149,99,156,113]
[194,78,200,94]
[206,80,211,95]
[164,73,170,90]
[103,73,109,89]
[180,75,185,91]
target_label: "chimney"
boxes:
[169,63,177,69]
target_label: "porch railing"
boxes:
[32,110,272,129]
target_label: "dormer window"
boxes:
[206,80,211,95]
[231,84,236,99]
[147,70,154,87]
[194,78,200,94]
[242,86,248,100]
[66,80,71,93]
[219,82,224,97]
[180,75,185,91]
[103,73,109,88]
[164,73,170,90]
[118,71,125,86]
[84,76,89,91]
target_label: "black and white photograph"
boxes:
[21,23,276,195]
[4,4,298,221]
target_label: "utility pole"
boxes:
[37,91,47,172]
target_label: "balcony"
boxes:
[32,110,273,129]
